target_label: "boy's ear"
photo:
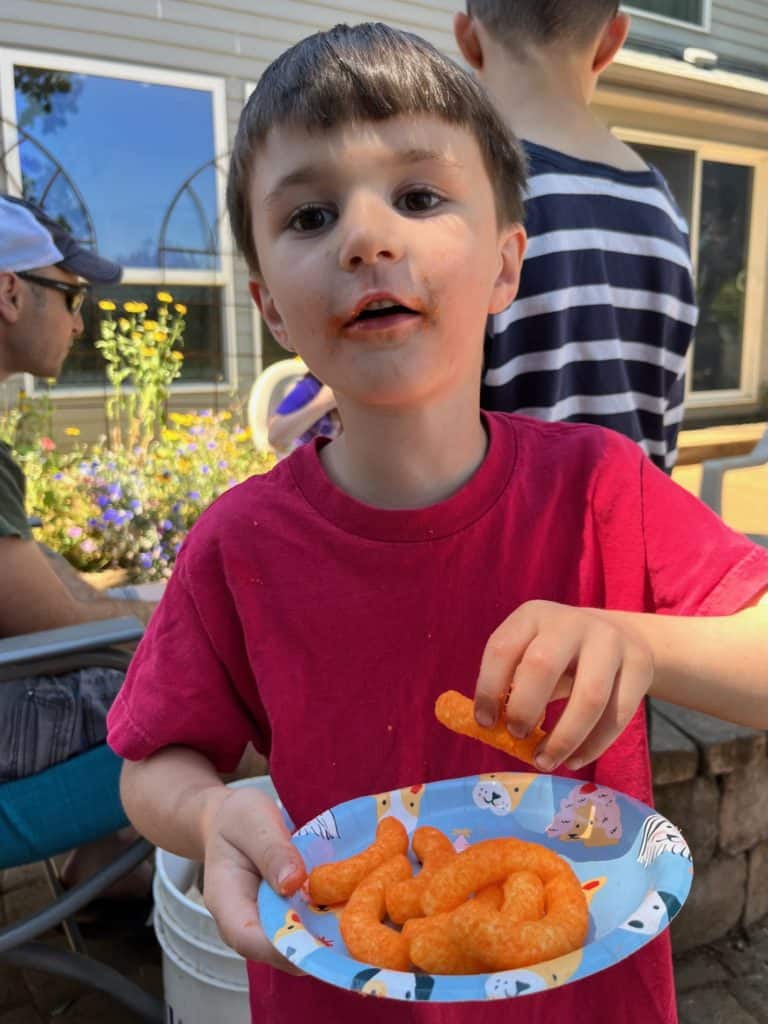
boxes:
[453,12,484,71]
[248,278,295,353]
[488,224,527,315]
[593,12,631,76]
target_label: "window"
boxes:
[625,1,707,29]
[1,52,233,391]
[626,134,767,407]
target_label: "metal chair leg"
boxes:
[43,858,87,955]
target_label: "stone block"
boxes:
[654,775,719,867]
[672,854,747,954]
[720,758,768,855]
[650,707,699,785]
[745,842,768,928]
[729,976,768,1024]
[678,987,758,1024]
[652,701,765,776]
[672,948,730,993]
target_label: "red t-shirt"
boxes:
[108,413,768,1024]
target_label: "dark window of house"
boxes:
[627,1,705,26]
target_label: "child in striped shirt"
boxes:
[454,2,697,470]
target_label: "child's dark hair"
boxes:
[467,1,620,56]
[227,22,526,275]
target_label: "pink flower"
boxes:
[66,526,83,539]
[39,436,56,451]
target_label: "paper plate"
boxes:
[258,773,692,1002]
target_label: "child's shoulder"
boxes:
[523,139,658,184]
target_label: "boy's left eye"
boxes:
[396,190,442,214]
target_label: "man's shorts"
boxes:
[0,667,124,782]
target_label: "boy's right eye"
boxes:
[287,205,335,233]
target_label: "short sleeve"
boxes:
[107,551,268,772]
[0,443,31,540]
[640,456,768,615]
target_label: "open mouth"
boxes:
[346,298,420,326]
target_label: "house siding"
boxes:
[627,1,768,75]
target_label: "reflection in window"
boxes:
[627,0,704,25]
[631,144,694,228]
[14,66,219,270]
[62,285,224,388]
[693,163,752,392]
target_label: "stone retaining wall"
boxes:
[650,699,768,953]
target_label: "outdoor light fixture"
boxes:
[682,47,719,69]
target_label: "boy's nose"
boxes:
[338,195,404,271]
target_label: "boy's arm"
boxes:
[120,748,306,970]
[474,596,768,774]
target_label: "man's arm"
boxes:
[0,535,156,637]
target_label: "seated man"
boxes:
[0,196,157,893]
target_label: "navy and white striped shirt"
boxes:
[481,141,698,470]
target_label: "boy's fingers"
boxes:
[532,637,621,771]
[474,613,537,726]
[503,634,577,739]
[563,652,655,771]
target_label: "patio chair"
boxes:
[0,616,164,1022]
[247,356,307,452]
[699,425,768,547]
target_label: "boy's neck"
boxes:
[481,52,646,171]
[319,395,488,510]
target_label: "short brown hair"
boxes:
[227,22,526,275]
[467,1,620,56]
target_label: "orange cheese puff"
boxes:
[405,910,490,975]
[434,690,546,766]
[339,855,413,971]
[421,837,573,916]
[385,826,456,925]
[309,816,408,906]
[452,870,589,971]
[500,870,546,922]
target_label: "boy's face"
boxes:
[249,114,524,411]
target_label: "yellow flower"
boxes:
[219,411,232,421]
[98,299,116,311]
[124,301,148,314]
[154,330,169,343]
[64,426,81,436]
[161,429,183,442]
[234,428,252,443]
[143,320,158,331]
[156,291,173,304]
[118,318,130,331]
[171,350,184,361]
[174,303,187,315]
[140,346,156,357]
[131,331,142,342]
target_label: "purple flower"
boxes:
[96,495,110,508]
[138,553,154,568]
[201,465,210,475]
[187,490,200,501]
[218,460,228,470]
[206,441,217,450]
[186,442,198,453]
[160,519,174,531]
[53,472,63,480]
[102,508,120,523]
[130,499,142,511]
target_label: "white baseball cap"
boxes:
[0,196,64,272]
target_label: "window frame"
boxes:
[615,126,768,411]
[623,0,711,34]
[0,47,237,398]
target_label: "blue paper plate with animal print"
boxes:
[258,773,692,1002]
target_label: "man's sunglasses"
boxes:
[17,271,90,315]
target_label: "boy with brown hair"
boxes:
[455,2,697,471]
[108,22,766,1024]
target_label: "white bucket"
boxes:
[153,775,282,1023]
